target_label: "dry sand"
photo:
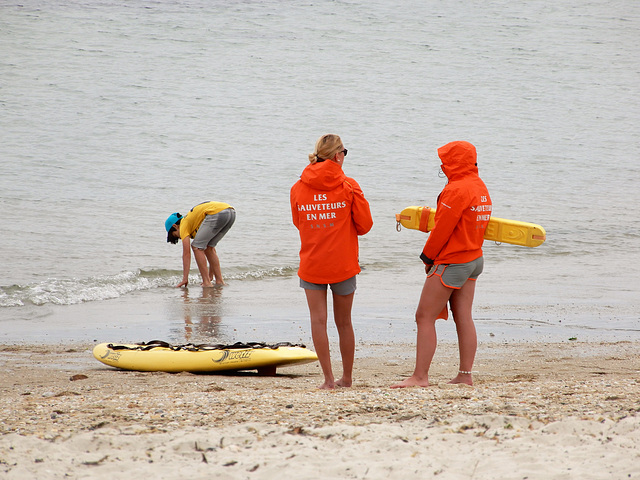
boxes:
[1,340,639,479]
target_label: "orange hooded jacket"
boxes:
[290,160,373,284]
[421,141,492,266]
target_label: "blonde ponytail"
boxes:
[309,134,343,164]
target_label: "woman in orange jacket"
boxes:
[392,141,492,388]
[290,134,373,389]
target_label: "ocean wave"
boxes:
[0,266,297,308]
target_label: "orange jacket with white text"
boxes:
[290,160,373,284]
[421,141,492,265]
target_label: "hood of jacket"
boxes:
[438,141,479,181]
[300,160,346,191]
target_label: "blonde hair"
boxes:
[308,134,343,164]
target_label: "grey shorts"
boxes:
[191,208,236,250]
[427,257,484,289]
[299,275,357,296]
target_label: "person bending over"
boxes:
[165,201,236,288]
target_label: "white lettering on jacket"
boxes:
[470,205,492,212]
[299,197,347,225]
[298,202,347,212]
[471,203,491,222]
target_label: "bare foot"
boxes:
[318,381,335,390]
[390,376,430,389]
[448,373,473,386]
[336,377,352,388]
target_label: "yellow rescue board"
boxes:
[395,205,546,248]
[93,342,318,374]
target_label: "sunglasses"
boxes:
[340,148,348,156]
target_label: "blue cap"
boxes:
[165,213,181,232]
[165,213,183,243]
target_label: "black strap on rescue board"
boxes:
[106,340,307,352]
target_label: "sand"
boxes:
[1,340,639,479]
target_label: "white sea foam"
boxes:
[0,267,297,307]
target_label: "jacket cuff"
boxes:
[420,252,434,265]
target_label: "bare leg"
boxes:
[304,289,335,389]
[391,274,453,388]
[332,292,355,387]
[192,248,213,287]
[203,246,224,285]
[448,279,477,385]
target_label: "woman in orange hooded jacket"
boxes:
[392,141,491,388]
[290,134,373,390]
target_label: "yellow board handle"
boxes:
[395,206,435,232]
[396,206,546,248]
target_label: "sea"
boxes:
[1,0,639,347]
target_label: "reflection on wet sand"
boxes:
[181,287,223,342]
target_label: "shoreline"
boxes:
[1,340,639,478]
[2,273,639,347]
